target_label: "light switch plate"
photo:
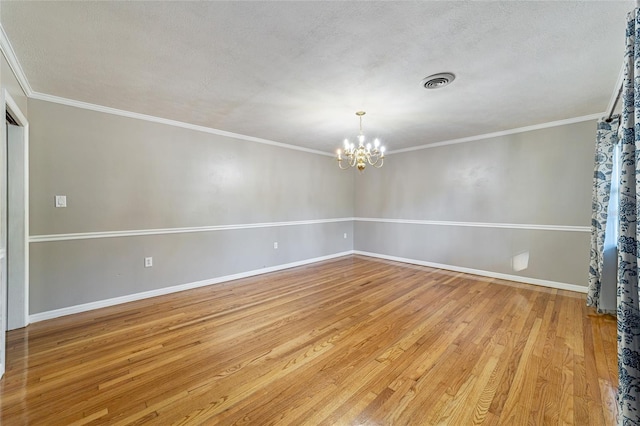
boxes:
[55,195,67,208]
[144,257,153,268]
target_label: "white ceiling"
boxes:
[0,1,633,152]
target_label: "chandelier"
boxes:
[337,111,385,171]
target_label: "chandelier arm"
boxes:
[373,158,384,168]
[366,152,382,165]
[338,160,351,170]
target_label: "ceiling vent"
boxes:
[421,73,456,89]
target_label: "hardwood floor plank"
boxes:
[0,255,617,425]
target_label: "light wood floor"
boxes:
[0,255,617,425]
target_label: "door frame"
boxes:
[3,90,29,329]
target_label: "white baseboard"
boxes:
[30,249,587,323]
[354,250,588,294]
[29,251,355,323]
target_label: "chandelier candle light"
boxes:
[337,111,385,171]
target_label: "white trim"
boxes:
[0,90,4,381]
[29,251,355,322]
[24,123,30,327]
[4,91,27,125]
[29,92,334,157]
[29,217,355,243]
[4,90,30,329]
[0,25,33,96]
[354,251,587,294]
[28,89,606,158]
[354,217,589,233]
[29,217,588,243]
[29,248,588,323]
[388,113,603,154]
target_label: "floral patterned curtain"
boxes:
[588,117,619,314]
[617,8,640,424]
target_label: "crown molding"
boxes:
[0,24,33,96]
[29,92,334,157]
[31,89,605,158]
[388,112,604,154]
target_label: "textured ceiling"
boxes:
[0,1,633,152]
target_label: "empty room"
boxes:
[0,1,635,424]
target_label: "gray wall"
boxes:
[354,120,595,287]
[30,100,353,234]
[23,97,598,313]
[29,99,354,313]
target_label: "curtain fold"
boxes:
[617,8,640,424]
[588,117,619,314]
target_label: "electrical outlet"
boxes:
[273,242,278,249]
[55,195,67,208]
[144,257,153,268]
[344,233,348,239]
